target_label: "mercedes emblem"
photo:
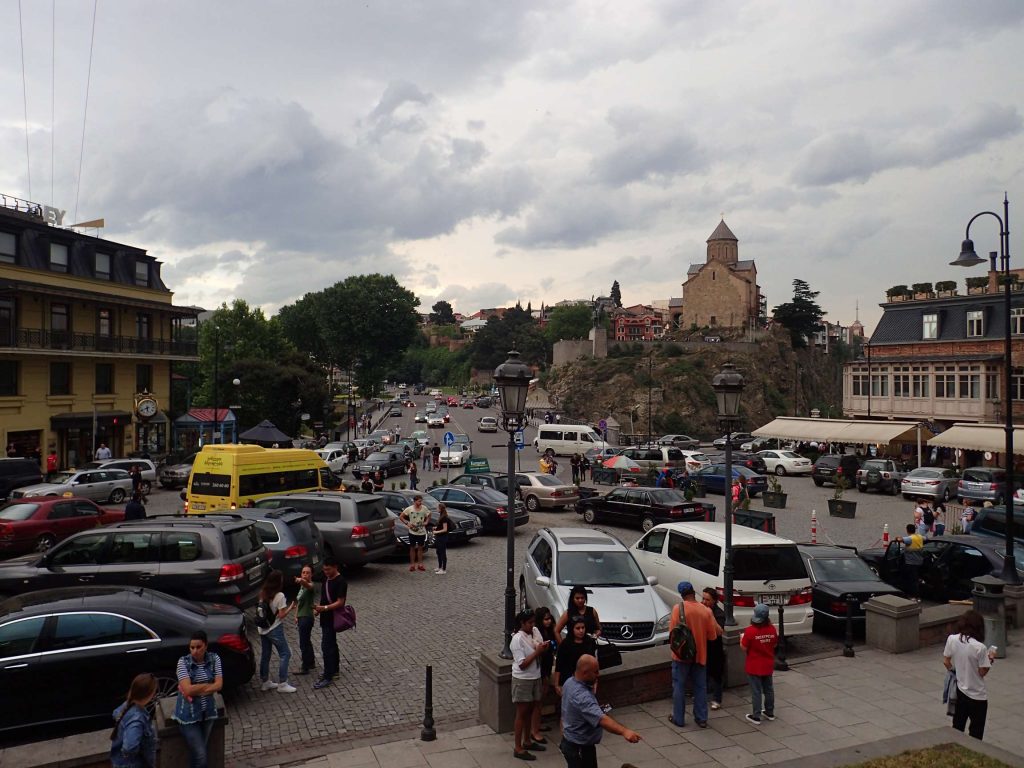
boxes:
[620,625,634,639]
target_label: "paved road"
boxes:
[140,402,920,762]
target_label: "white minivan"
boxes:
[533,425,609,456]
[629,522,814,636]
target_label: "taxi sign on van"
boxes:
[466,457,490,474]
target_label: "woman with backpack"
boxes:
[256,570,296,694]
[110,673,158,768]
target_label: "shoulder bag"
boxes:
[325,577,356,632]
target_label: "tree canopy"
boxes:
[773,279,825,349]
[467,304,547,371]
[610,280,622,307]
[429,300,456,325]
[544,303,594,343]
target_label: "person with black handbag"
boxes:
[312,558,347,690]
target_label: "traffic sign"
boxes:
[598,419,607,431]
[443,431,455,446]
[514,430,525,447]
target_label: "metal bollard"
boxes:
[774,604,789,671]
[843,593,856,658]
[421,665,436,741]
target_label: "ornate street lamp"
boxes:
[951,195,1019,585]
[493,350,533,658]
[712,361,745,625]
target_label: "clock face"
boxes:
[137,398,157,418]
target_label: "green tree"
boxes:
[610,280,622,307]
[773,279,825,349]
[230,351,331,436]
[544,304,594,343]
[429,300,456,325]
[468,305,547,371]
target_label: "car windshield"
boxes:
[685,453,710,462]
[964,469,1000,482]
[0,503,40,521]
[863,460,889,470]
[809,556,876,582]
[557,551,646,586]
[474,487,507,504]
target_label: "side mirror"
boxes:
[535,575,551,588]
[647,575,659,586]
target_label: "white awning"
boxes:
[928,423,1024,456]
[752,418,850,442]
[831,421,932,445]
[753,417,931,444]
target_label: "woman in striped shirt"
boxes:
[173,630,223,768]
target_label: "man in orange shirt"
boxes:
[668,581,720,729]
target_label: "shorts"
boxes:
[408,534,426,547]
[511,677,542,703]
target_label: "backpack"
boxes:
[922,507,934,526]
[255,598,275,630]
[669,603,697,661]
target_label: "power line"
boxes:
[51,0,55,207]
[74,0,99,224]
[18,0,32,199]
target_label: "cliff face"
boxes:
[545,329,845,439]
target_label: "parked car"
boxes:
[0,458,43,500]
[619,446,690,472]
[254,492,395,569]
[584,446,623,466]
[739,437,772,452]
[630,522,815,635]
[692,464,768,497]
[352,450,408,479]
[11,469,134,504]
[901,467,960,501]
[159,452,197,490]
[234,507,324,597]
[812,453,861,488]
[859,535,1023,601]
[449,472,521,499]
[426,485,529,533]
[439,442,472,468]
[725,451,769,476]
[678,450,712,472]
[521,527,672,648]
[756,450,813,477]
[512,471,580,512]
[478,416,499,433]
[81,459,158,494]
[0,515,270,607]
[796,544,903,631]
[656,434,701,450]
[0,497,125,557]
[712,432,755,450]
[577,487,715,532]
[315,448,350,475]
[958,466,1017,506]
[856,458,907,495]
[378,490,482,549]
[0,586,254,734]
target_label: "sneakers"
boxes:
[260,680,278,691]
[512,751,536,761]
[744,714,762,726]
[277,683,297,694]
[417,564,426,571]
[762,711,776,721]
[313,677,332,690]
[710,702,721,710]
[434,568,446,574]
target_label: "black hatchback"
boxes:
[796,544,902,631]
[0,586,254,735]
[234,507,324,597]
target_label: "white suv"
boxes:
[630,522,814,636]
[520,527,672,649]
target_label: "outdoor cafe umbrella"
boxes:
[239,420,293,447]
[601,455,642,473]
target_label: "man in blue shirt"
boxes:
[560,654,641,767]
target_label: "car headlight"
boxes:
[656,613,671,632]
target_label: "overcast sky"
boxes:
[2,1,1023,333]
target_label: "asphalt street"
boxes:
[138,400,922,762]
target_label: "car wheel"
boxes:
[153,676,179,708]
[582,507,596,524]
[526,495,540,512]
[775,465,786,476]
[108,488,126,503]
[857,484,867,493]
[813,479,824,487]
[140,480,152,494]
[641,515,655,532]
[890,484,899,496]
[35,533,57,552]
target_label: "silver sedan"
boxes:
[11,469,133,503]
[901,467,959,501]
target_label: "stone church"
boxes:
[678,219,761,330]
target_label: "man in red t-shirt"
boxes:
[740,604,778,725]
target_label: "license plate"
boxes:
[246,565,263,581]
[192,502,206,511]
[758,593,788,606]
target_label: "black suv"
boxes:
[234,507,324,596]
[577,487,715,532]
[0,458,43,499]
[0,515,270,607]
[426,485,529,533]
[351,450,408,479]
[812,454,861,487]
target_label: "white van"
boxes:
[533,425,609,456]
[629,522,814,636]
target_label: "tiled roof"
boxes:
[870,292,1024,344]
[668,297,684,307]
[731,260,756,271]
[687,264,702,275]
[707,219,737,242]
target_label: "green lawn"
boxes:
[845,744,1013,768]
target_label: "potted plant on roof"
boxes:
[936,280,957,298]
[886,285,910,302]
[912,282,934,300]
[966,276,989,295]
[762,475,787,509]
[827,475,856,518]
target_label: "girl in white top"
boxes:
[943,609,994,740]
[258,570,296,693]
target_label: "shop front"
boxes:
[50,411,131,468]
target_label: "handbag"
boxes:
[325,578,356,632]
[594,638,622,669]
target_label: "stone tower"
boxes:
[706,219,738,265]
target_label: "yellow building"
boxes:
[0,195,199,468]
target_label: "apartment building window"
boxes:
[95,363,114,395]
[136,313,151,339]
[986,373,999,400]
[911,366,929,397]
[134,260,149,287]
[0,361,17,396]
[94,252,111,280]
[922,313,938,340]
[893,366,910,398]
[1013,368,1024,402]
[0,231,15,263]
[136,364,152,393]
[0,299,14,346]
[959,366,981,399]
[50,303,70,345]
[1012,307,1024,335]
[935,366,956,398]
[50,362,71,396]
[50,242,68,273]
[966,310,984,337]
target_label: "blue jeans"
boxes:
[178,719,215,768]
[259,624,291,683]
[671,661,707,725]
[410,474,418,490]
[297,616,315,671]
[748,673,774,717]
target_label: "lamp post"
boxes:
[493,350,533,659]
[712,361,745,625]
[951,194,1019,585]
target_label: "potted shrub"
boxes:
[998,274,1022,290]
[762,475,788,509]
[886,285,910,302]
[827,475,857,518]
[966,276,989,295]
[911,282,934,299]
[936,280,957,297]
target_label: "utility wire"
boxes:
[74,0,98,225]
[18,0,32,199]
[51,0,55,207]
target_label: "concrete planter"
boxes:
[828,498,856,518]
[762,491,787,509]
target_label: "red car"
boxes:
[447,396,458,406]
[0,497,125,557]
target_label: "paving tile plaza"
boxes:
[249,627,1024,768]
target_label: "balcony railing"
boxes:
[3,328,198,357]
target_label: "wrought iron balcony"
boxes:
[3,328,198,357]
